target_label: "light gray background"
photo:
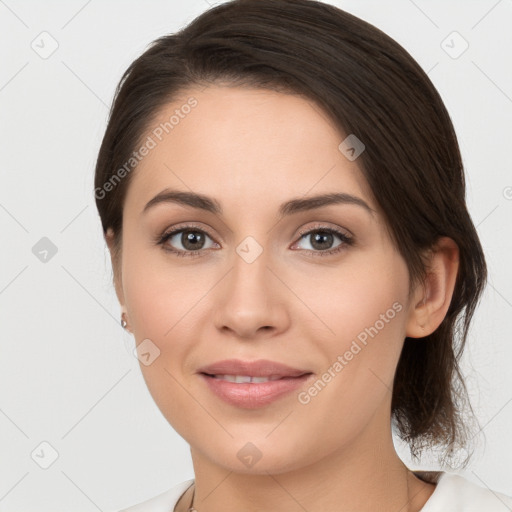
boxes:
[1,0,511,510]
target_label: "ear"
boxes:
[406,237,460,338]
[105,228,126,309]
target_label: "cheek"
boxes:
[292,251,409,420]
[294,252,408,349]
[294,258,408,435]
[121,251,204,427]
[122,246,205,338]
[122,250,217,404]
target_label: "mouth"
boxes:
[200,372,312,383]
[196,358,312,379]
[198,371,314,409]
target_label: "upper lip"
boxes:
[197,359,312,378]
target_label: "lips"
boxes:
[197,358,311,378]
[197,359,314,408]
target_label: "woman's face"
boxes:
[110,85,421,473]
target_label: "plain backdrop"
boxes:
[1,0,511,510]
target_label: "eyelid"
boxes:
[157,221,354,257]
[158,223,350,243]
[296,222,353,239]
[159,222,217,240]
[291,223,354,254]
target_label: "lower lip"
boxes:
[199,373,313,409]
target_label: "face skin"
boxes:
[106,85,459,512]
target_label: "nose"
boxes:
[212,248,290,339]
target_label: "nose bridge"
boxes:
[213,235,288,337]
[228,237,273,311]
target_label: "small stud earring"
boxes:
[121,312,128,330]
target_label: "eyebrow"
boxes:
[142,188,376,217]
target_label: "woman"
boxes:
[94,0,512,510]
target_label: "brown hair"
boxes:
[94,0,487,468]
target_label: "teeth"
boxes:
[213,374,283,383]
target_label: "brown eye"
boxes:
[158,226,218,257]
[308,231,336,250]
[294,227,353,254]
[177,230,207,251]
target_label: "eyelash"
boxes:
[156,223,354,258]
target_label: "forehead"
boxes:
[124,85,375,217]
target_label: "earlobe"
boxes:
[121,310,132,333]
[406,237,459,339]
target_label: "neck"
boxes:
[182,416,436,512]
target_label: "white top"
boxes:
[114,471,512,512]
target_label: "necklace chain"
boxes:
[187,483,197,512]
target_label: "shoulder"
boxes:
[421,471,512,511]
[113,479,194,512]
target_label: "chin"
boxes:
[197,437,314,476]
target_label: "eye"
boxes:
[292,225,354,256]
[157,224,219,257]
[156,223,354,258]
